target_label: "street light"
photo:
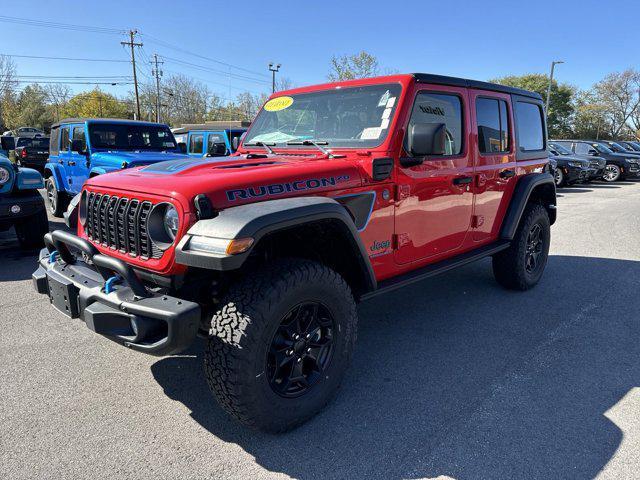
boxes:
[545,60,564,112]
[269,62,281,94]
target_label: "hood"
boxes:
[90,150,192,166]
[85,153,363,212]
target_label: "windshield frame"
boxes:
[242,82,404,151]
[87,122,178,152]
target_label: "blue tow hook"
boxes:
[48,250,59,264]
[104,275,122,294]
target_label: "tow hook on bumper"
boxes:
[32,230,201,356]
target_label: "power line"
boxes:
[14,75,132,80]
[9,80,134,85]
[161,55,269,85]
[141,32,269,79]
[0,53,129,63]
[161,68,265,94]
[0,15,125,35]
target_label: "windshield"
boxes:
[88,123,177,151]
[594,143,613,154]
[549,142,572,155]
[607,142,626,152]
[244,83,402,149]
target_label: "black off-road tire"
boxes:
[204,258,357,433]
[45,177,67,217]
[15,207,49,249]
[492,203,550,291]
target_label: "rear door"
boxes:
[69,124,89,193]
[58,126,72,189]
[469,90,516,243]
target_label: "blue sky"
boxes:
[2,0,639,100]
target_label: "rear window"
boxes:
[50,127,60,155]
[476,97,510,153]
[190,134,204,154]
[29,138,49,149]
[515,101,544,151]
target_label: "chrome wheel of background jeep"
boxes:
[554,168,564,187]
[267,301,335,398]
[46,179,57,213]
[525,223,544,274]
[603,164,621,182]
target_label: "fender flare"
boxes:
[500,172,556,241]
[175,196,377,292]
[43,163,66,192]
[89,167,109,177]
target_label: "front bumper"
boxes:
[32,230,200,356]
[563,167,589,184]
[0,191,45,222]
[626,164,640,177]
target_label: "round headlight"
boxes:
[163,205,179,240]
[0,166,10,185]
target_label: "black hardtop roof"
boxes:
[51,118,169,128]
[172,124,249,135]
[413,73,543,100]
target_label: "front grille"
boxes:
[85,192,161,259]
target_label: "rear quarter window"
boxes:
[515,101,544,152]
[50,127,60,155]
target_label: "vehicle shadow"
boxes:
[557,187,593,193]
[151,255,640,480]
[0,214,70,282]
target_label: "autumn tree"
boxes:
[491,73,576,138]
[593,69,640,138]
[328,51,380,81]
[62,88,130,119]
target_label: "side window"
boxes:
[476,97,510,153]
[60,127,70,152]
[574,143,589,155]
[50,127,60,155]
[406,92,463,156]
[207,134,227,156]
[189,134,204,154]
[72,126,86,150]
[515,101,544,151]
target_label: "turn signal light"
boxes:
[226,237,254,255]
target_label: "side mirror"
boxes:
[178,142,187,153]
[71,139,86,155]
[407,123,447,157]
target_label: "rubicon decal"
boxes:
[226,175,350,201]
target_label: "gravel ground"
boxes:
[1,181,640,480]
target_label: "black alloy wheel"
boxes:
[267,301,335,398]
[525,223,544,274]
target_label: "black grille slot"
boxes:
[84,192,162,260]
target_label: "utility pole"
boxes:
[545,60,564,113]
[121,29,143,119]
[268,62,281,93]
[151,54,163,123]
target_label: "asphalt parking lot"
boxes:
[1,182,640,480]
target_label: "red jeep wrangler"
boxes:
[33,74,556,432]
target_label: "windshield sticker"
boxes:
[377,90,390,107]
[264,96,294,112]
[381,107,392,120]
[249,132,298,143]
[361,127,382,140]
[386,97,396,108]
[380,118,390,130]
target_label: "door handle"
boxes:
[68,161,76,166]
[499,169,516,179]
[58,159,64,164]
[452,176,473,185]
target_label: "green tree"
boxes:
[328,51,380,81]
[490,73,576,138]
[63,88,130,119]
[3,84,53,131]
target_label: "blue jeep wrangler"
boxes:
[44,118,190,217]
[0,152,48,248]
[173,124,247,157]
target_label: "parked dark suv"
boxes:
[15,136,50,171]
[547,143,590,187]
[548,141,605,182]
[617,141,640,152]
[553,140,639,182]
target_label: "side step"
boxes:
[361,241,510,301]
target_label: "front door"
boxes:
[394,87,474,264]
[468,91,517,242]
[58,126,73,189]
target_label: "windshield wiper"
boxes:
[244,141,275,154]
[286,139,343,158]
